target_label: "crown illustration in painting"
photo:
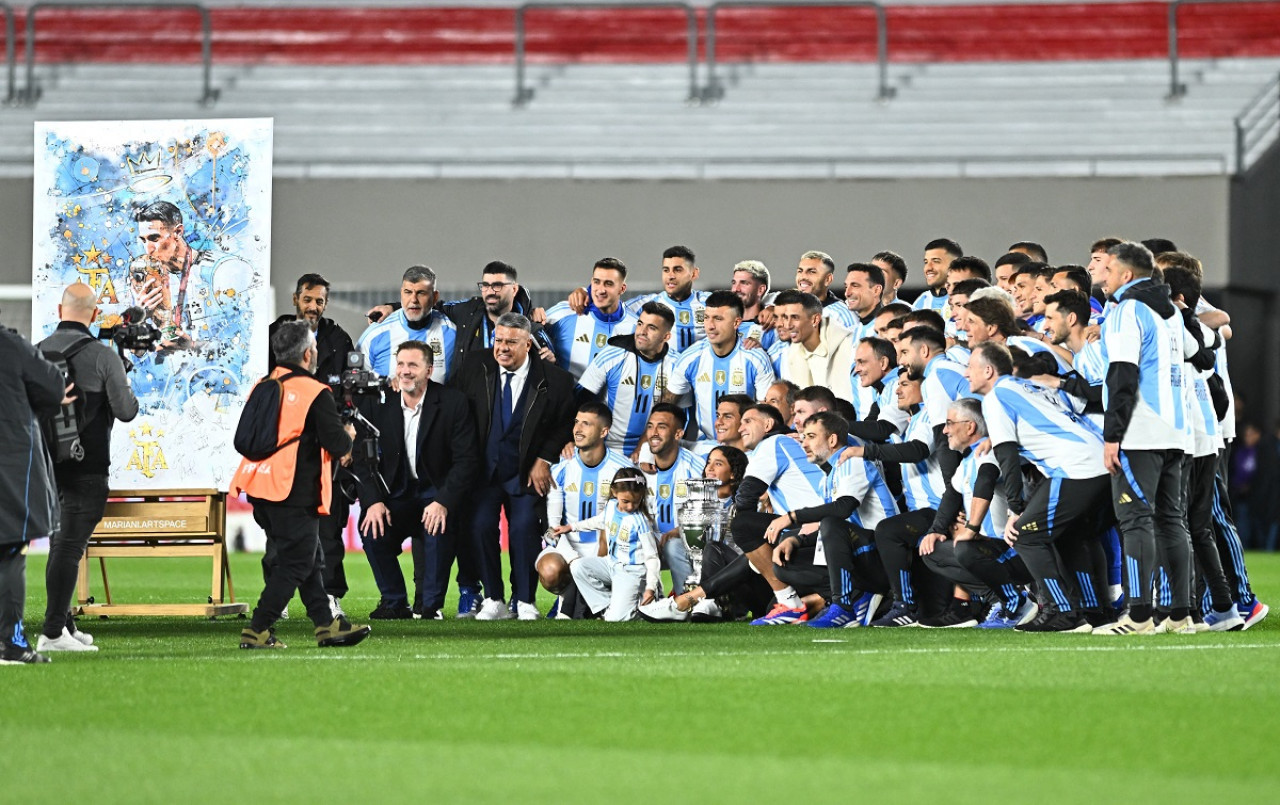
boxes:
[125,149,173,192]
[126,150,161,177]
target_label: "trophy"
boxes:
[677,478,727,592]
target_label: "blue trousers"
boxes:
[470,484,545,605]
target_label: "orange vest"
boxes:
[229,368,335,515]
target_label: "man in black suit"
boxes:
[451,312,577,620]
[356,340,480,620]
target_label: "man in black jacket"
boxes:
[451,313,576,620]
[356,341,480,620]
[266,273,357,618]
[36,283,139,653]
[0,324,66,664]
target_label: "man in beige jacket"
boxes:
[774,290,854,401]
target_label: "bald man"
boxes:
[35,283,138,652]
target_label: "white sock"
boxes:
[775,587,802,609]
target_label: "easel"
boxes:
[75,488,248,617]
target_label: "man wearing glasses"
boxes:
[439,261,555,368]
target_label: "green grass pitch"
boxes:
[6,551,1279,804]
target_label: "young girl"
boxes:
[555,468,660,622]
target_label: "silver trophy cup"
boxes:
[677,478,726,592]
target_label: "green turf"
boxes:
[6,551,1280,804]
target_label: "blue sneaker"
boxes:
[806,603,856,629]
[1238,599,1269,631]
[456,586,482,619]
[1203,603,1244,631]
[750,602,808,625]
[869,600,918,628]
[979,597,1038,629]
[849,592,884,627]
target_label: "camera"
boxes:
[326,350,391,398]
[327,351,390,500]
[96,306,162,371]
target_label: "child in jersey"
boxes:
[555,468,661,621]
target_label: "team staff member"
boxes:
[36,283,139,653]
[231,321,370,649]
[452,313,576,621]
[0,324,67,664]
[356,341,480,621]
[358,265,457,381]
[266,272,355,620]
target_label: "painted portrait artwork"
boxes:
[31,118,273,491]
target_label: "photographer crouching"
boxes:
[35,283,139,653]
[230,320,370,649]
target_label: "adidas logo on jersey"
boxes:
[575,334,590,343]
[1118,493,1133,505]
[565,483,578,492]
[622,376,635,386]
[697,373,711,383]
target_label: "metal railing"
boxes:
[701,0,891,102]
[1234,72,1280,171]
[19,1,217,106]
[513,1,698,106]
[1168,0,1280,99]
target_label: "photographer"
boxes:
[267,273,356,619]
[230,321,369,650]
[0,323,68,664]
[354,341,480,620]
[35,283,139,653]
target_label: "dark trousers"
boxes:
[1113,449,1192,610]
[360,497,424,610]
[0,545,27,648]
[263,496,348,598]
[472,484,545,605]
[773,544,830,599]
[820,517,890,607]
[1014,474,1112,613]
[1184,453,1234,613]
[43,474,109,638]
[873,508,939,608]
[250,503,332,632]
[730,509,779,555]
[700,541,772,619]
[953,537,1033,608]
[1210,448,1257,606]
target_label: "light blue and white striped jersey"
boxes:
[921,354,972,429]
[900,408,945,511]
[645,448,707,533]
[579,345,681,454]
[852,380,879,421]
[945,344,972,365]
[768,339,791,379]
[825,447,899,531]
[822,303,859,331]
[1196,296,1235,440]
[547,449,636,557]
[1071,339,1107,430]
[953,437,1009,537]
[1007,335,1073,374]
[543,302,638,380]
[626,289,710,353]
[983,375,1106,480]
[573,500,659,567]
[1187,320,1222,457]
[1100,279,1194,451]
[744,434,826,515]
[912,289,949,312]
[357,309,456,382]
[875,367,911,437]
[667,337,777,440]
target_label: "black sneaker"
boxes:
[369,602,413,620]
[315,617,372,647]
[1084,609,1114,629]
[0,642,51,664]
[870,600,919,628]
[1015,610,1093,633]
[919,601,978,629]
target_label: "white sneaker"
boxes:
[690,598,724,622]
[638,597,690,623]
[515,601,539,621]
[278,605,290,620]
[328,595,346,620]
[69,628,94,647]
[474,598,515,621]
[36,628,98,653]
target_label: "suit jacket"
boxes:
[450,350,576,486]
[356,382,480,512]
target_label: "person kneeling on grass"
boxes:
[553,468,660,622]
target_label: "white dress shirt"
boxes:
[402,393,424,479]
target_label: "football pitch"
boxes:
[7,551,1280,804]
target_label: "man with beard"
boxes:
[911,238,961,312]
[266,273,355,619]
[358,265,457,382]
[733,259,775,346]
[544,258,638,379]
